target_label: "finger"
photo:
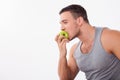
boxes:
[58,35,65,43]
[60,38,68,46]
[55,34,59,42]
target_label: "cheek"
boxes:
[72,28,80,37]
[68,23,79,38]
[68,29,77,40]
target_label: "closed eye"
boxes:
[63,21,67,24]
[60,19,68,25]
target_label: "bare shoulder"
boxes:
[101,27,120,54]
[102,27,120,37]
[102,27,120,43]
[68,42,78,66]
[69,43,78,56]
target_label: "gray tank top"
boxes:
[74,27,120,80]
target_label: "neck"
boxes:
[78,24,95,45]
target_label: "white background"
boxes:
[0,0,120,80]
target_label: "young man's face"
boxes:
[60,11,80,40]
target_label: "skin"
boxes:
[55,11,120,80]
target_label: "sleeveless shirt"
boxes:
[74,27,120,80]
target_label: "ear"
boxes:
[76,17,83,26]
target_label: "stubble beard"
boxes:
[70,30,80,41]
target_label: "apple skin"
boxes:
[59,30,69,39]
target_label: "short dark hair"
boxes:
[59,4,89,23]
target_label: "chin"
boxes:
[69,37,76,41]
[69,36,77,41]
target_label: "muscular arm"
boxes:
[58,43,79,80]
[102,28,120,59]
[109,30,120,59]
[58,56,72,80]
[55,33,79,80]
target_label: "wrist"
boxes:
[59,53,67,58]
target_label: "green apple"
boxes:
[59,30,69,39]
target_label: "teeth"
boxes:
[59,30,69,39]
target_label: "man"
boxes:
[55,4,120,80]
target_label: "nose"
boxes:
[60,21,65,30]
[60,25,65,30]
[61,26,64,30]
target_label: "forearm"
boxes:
[58,56,72,80]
